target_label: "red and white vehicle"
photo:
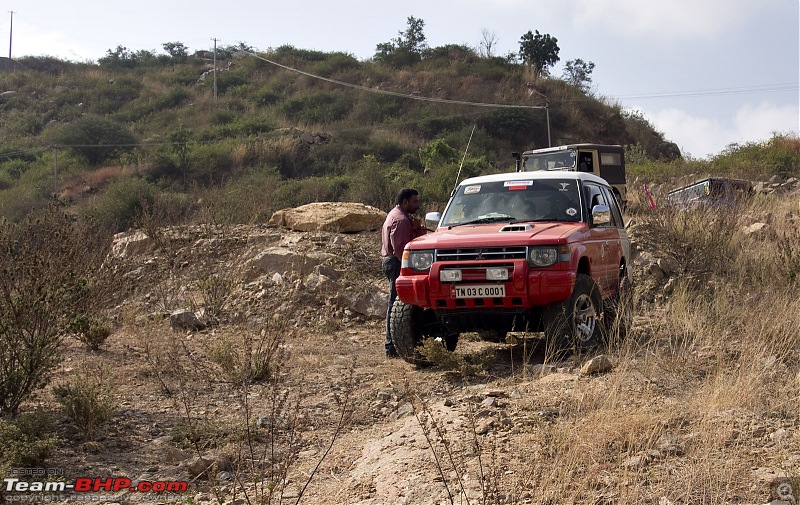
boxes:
[390,171,632,364]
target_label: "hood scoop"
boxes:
[499,223,533,232]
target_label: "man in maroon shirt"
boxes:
[381,188,426,357]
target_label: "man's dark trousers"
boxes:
[382,256,401,353]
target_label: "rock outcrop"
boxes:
[269,202,386,233]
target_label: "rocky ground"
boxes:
[17,194,800,505]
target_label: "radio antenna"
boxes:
[453,124,477,192]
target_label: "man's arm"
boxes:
[389,217,413,260]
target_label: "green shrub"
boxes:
[253,86,283,107]
[0,411,57,469]
[90,176,155,231]
[308,52,361,77]
[67,315,112,351]
[281,92,353,124]
[711,134,800,179]
[52,116,139,166]
[353,95,406,123]
[53,367,115,440]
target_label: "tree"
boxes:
[518,30,560,77]
[478,29,499,58]
[562,58,595,91]
[162,41,188,63]
[374,16,428,66]
[98,45,137,69]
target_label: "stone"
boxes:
[170,309,205,331]
[529,364,557,377]
[304,272,333,293]
[625,454,650,469]
[163,446,191,464]
[184,455,229,477]
[742,222,770,236]
[647,262,667,279]
[475,419,493,435]
[395,403,414,420]
[580,355,614,376]
[663,277,678,295]
[481,397,498,408]
[656,257,680,276]
[336,289,387,319]
[268,202,386,233]
[245,247,337,280]
[111,230,154,258]
[769,428,789,444]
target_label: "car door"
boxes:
[582,182,618,295]
[600,185,626,290]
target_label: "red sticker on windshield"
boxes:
[504,180,532,191]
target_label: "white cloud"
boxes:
[570,0,780,40]
[641,102,800,158]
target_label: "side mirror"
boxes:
[425,212,441,231]
[591,205,611,227]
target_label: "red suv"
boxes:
[390,171,632,364]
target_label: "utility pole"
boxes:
[528,88,552,147]
[8,11,14,60]
[211,37,218,101]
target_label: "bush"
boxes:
[0,411,57,469]
[0,207,109,414]
[53,366,115,440]
[90,176,156,231]
[67,315,112,351]
[53,116,139,166]
[281,92,353,124]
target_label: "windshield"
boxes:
[522,149,577,171]
[441,179,583,227]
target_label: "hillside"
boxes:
[0,45,680,226]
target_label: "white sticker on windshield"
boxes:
[464,185,481,194]
[504,180,533,187]
[558,183,571,191]
[566,208,578,217]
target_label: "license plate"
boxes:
[453,285,506,298]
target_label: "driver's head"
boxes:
[397,188,420,214]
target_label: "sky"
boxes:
[1,0,798,159]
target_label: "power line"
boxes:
[609,82,799,100]
[245,51,547,110]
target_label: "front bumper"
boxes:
[395,259,575,311]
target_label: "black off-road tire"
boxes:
[543,273,604,353]
[604,274,634,345]
[389,299,459,366]
[390,300,456,366]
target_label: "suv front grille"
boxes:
[436,247,527,262]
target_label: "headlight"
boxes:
[403,250,434,271]
[528,247,558,267]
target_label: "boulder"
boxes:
[184,454,230,477]
[245,247,338,280]
[580,354,614,376]
[170,309,205,331]
[269,202,386,233]
[111,230,153,258]
[336,289,387,319]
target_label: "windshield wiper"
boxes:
[449,214,516,228]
